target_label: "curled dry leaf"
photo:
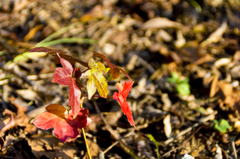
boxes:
[141,17,182,30]
[200,21,227,47]
[0,109,16,133]
[163,114,172,138]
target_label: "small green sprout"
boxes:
[213,119,231,133]
[167,72,190,95]
[147,134,160,158]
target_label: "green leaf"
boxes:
[220,119,231,129]
[176,83,190,95]
[82,58,109,99]
[214,119,231,133]
[167,72,179,83]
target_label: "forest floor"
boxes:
[1,0,240,158]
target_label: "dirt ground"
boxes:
[1,0,240,158]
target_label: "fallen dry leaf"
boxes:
[141,17,182,30]
[200,22,227,47]
[163,114,171,138]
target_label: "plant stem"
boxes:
[80,99,92,159]
[82,128,92,159]
[84,95,113,98]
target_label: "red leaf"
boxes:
[113,81,137,129]
[52,54,81,117]
[33,104,92,142]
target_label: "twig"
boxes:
[0,62,59,96]
[231,140,237,159]
[160,125,204,158]
[164,111,217,145]
[93,100,139,159]
[93,100,119,140]
[103,132,134,154]
[0,37,18,55]
[137,56,155,74]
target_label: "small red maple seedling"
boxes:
[29,47,137,143]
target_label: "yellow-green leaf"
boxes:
[82,58,109,99]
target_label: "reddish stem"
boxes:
[83,94,113,98]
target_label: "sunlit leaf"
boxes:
[33,104,91,142]
[113,81,137,129]
[81,58,109,99]
[52,54,82,117]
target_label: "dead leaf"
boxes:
[0,109,16,133]
[126,54,138,71]
[209,75,219,98]
[16,89,42,101]
[200,22,227,47]
[80,5,104,22]
[141,17,182,30]
[28,134,77,159]
[214,58,231,68]
[24,25,43,41]
[163,114,171,138]
[162,93,171,111]
[193,54,215,65]
[174,30,186,48]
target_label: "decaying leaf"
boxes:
[200,22,227,47]
[141,17,182,30]
[163,114,172,138]
[0,109,16,133]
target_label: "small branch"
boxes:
[0,37,18,55]
[103,132,134,154]
[164,111,217,145]
[93,100,139,159]
[137,56,155,74]
[160,125,204,159]
[81,68,90,74]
